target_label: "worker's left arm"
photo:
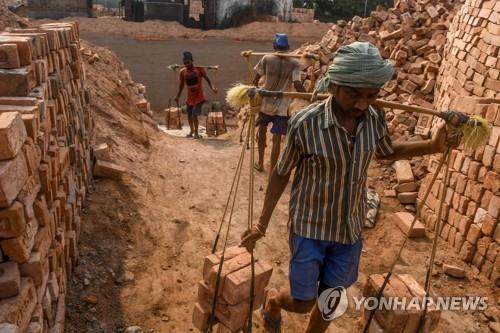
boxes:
[376,123,458,161]
[201,70,217,94]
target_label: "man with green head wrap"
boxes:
[241,41,456,333]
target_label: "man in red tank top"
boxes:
[175,52,217,139]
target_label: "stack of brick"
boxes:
[417,0,500,286]
[0,22,93,332]
[193,247,273,332]
[393,159,419,206]
[363,273,441,332]
[294,0,460,138]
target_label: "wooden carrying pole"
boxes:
[241,50,320,60]
[267,91,442,117]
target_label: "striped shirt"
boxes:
[276,96,394,244]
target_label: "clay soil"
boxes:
[36,18,498,333]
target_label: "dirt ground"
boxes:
[42,17,497,333]
[65,128,497,333]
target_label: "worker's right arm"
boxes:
[240,116,303,251]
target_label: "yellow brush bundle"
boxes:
[460,115,491,150]
[226,84,253,109]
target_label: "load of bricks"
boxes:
[363,273,441,333]
[0,22,93,332]
[293,0,460,140]
[417,0,499,287]
[193,246,273,333]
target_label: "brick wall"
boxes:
[0,22,94,331]
[291,7,315,23]
[419,0,499,286]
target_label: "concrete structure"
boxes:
[26,0,92,19]
[201,0,293,29]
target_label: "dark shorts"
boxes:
[256,112,289,136]
[187,102,204,117]
[288,234,363,301]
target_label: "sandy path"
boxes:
[65,129,495,333]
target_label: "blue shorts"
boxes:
[289,234,363,301]
[187,102,204,117]
[256,112,288,136]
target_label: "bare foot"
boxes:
[254,163,265,173]
[261,288,282,333]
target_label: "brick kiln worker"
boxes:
[175,51,217,139]
[253,33,305,179]
[240,42,459,333]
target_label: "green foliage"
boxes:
[293,0,394,22]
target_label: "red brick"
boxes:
[397,192,418,204]
[466,224,482,245]
[472,252,485,270]
[0,44,20,69]
[488,195,500,218]
[486,242,498,263]
[207,252,252,294]
[0,66,36,97]
[483,145,496,167]
[93,160,126,179]
[0,261,20,298]
[459,241,476,263]
[33,195,51,228]
[393,160,414,184]
[477,237,493,256]
[222,260,273,305]
[455,174,468,194]
[17,175,41,220]
[467,161,482,180]
[470,181,485,203]
[0,201,26,238]
[0,218,38,263]
[458,216,472,235]
[202,247,247,282]
[441,223,451,240]
[192,302,213,331]
[394,212,426,238]
[466,200,477,217]
[482,214,498,236]
[19,251,47,287]
[458,196,469,214]
[454,233,465,253]
[0,112,27,161]
[0,152,29,208]
[493,154,500,174]
[0,278,37,332]
[484,171,500,194]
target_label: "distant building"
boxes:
[26,0,92,19]
[200,0,293,29]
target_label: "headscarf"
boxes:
[314,42,394,94]
[182,51,193,62]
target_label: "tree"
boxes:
[293,0,393,22]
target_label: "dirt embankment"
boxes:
[35,16,333,43]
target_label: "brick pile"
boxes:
[295,0,460,139]
[363,273,441,332]
[0,22,93,332]
[417,0,499,287]
[193,246,273,332]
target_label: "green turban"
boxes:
[314,41,394,93]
